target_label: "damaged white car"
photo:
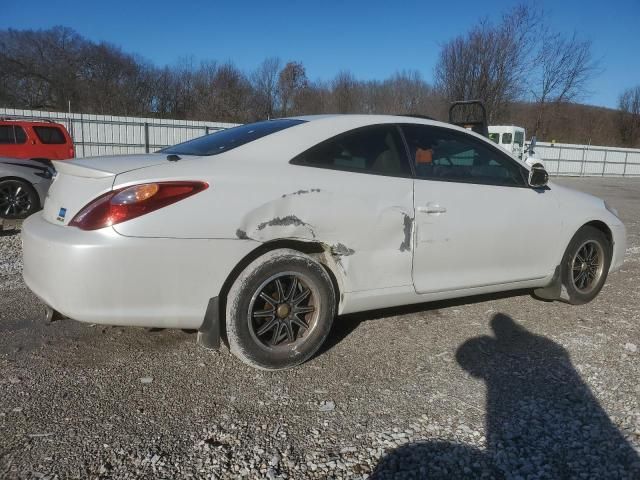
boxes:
[22,115,626,369]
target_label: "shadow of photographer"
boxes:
[372,313,640,479]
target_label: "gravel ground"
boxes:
[1,176,639,479]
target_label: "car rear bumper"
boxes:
[22,214,258,329]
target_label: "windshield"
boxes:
[161,119,306,156]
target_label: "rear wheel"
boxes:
[226,249,336,370]
[0,179,39,220]
[560,226,611,305]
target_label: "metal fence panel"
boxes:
[532,142,640,177]
[3,107,640,177]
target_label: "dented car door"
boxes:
[402,124,560,293]
[282,124,416,293]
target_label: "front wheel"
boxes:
[226,249,336,370]
[560,226,612,305]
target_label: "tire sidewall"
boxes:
[226,249,336,370]
[561,226,612,305]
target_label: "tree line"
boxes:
[1,5,638,147]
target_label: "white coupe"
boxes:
[22,115,626,369]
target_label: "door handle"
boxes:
[417,203,447,214]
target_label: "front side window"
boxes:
[401,124,526,187]
[291,125,411,177]
[162,119,305,156]
[34,126,66,144]
[501,132,513,144]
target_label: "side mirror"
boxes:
[528,166,548,188]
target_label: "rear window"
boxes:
[34,126,66,144]
[0,125,27,144]
[161,119,306,156]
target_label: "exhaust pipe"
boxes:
[44,306,66,323]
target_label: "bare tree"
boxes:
[0,26,86,110]
[80,42,156,115]
[618,86,640,147]
[531,31,598,136]
[277,62,307,116]
[434,4,542,121]
[331,71,359,113]
[210,62,252,122]
[294,81,330,115]
[188,61,252,122]
[0,24,622,146]
[0,26,157,115]
[251,57,281,119]
[167,57,199,119]
[385,70,436,114]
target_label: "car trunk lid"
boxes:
[54,153,168,177]
[41,154,168,226]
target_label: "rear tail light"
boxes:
[69,181,208,230]
[69,146,75,158]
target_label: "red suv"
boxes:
[0,118,74,161]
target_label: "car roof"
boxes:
[285,113,494,144]
[0,118,66,127]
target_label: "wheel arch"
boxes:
[582,220,613,249]
[0,176,42,212]
[0,175,36,184]
[535,219,615,303]
[216,238,344,345]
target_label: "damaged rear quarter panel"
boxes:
[232,168,415,293]
[111,130,415,293]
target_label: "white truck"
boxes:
[446,103,544,169]
[488,125,543,168]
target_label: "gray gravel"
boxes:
[1,177,639,479]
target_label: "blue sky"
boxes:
[2,0,638,108]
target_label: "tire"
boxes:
[0,178,40,220]
[226,248,336,370]
[560,226,612,305]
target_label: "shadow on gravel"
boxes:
[371,314,640,479]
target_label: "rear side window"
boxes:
[401,124,526,187]
[501,132,513,144]
[161,119,305,156]
[291,125,411,177]
[0,125,27,144]
[34,126,66,144]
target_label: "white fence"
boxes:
[3,107,640,176]
[0,107,238,158]
[533,142,640,177]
